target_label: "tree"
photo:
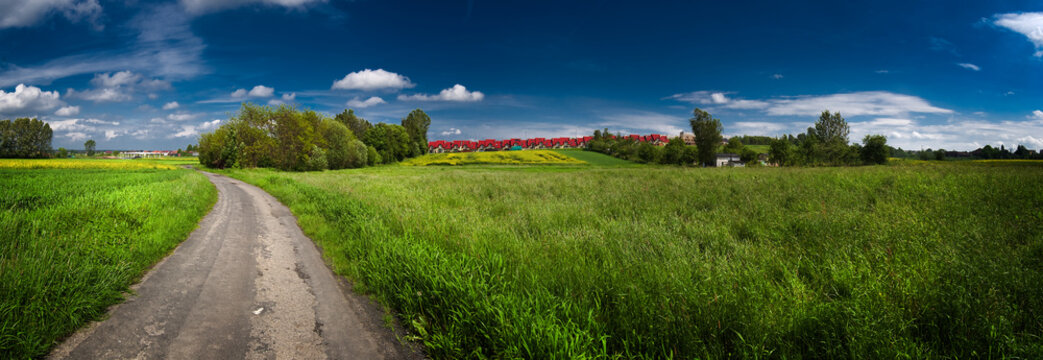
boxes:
[740,147,758,164]
[364,123,411,164]
[814,110,850,145]
[722,137,744,154]
[681,145,699,166]
[637,141,661,163]
[814,110,851,165]
[660,137,686,165]
[768,137,792,166]
[689,108,723,167]
[84,139,96,156]
[860,134,889,165]
[56,147,68,158]
[401,108,431,156]
[335,109,371,141]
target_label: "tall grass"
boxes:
[220,163,1043,358]
[0,168,216,358]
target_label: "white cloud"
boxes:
[0,0,101,29]
[765,91,953,116]
[847,117,1043,150]
[1030,110,1043,119]
[104,130,119,140]
[772,74,784,79]
[0,84,64,115]
[83,118,119,125]
[180,0,325,15]
[55,105,80,116]
[0,5,204,87]
[398,84,485,102]
[667,91,769,109]
[994,12,1043,56]
[231,89,248,98]
[440,128,462,136]
[727,121,789,136]
[596,111,686,135]
[65,132,88,141]
[66,71,171,103]
[47,119,94,132]
[200,119,221,130]
[346,96,386,108]
[173,119,221,138]
[163,101,180,110]
[267,92,297,106]
[167,112,198,121]
[875,70,890,74]
[248,85,274,98]
[957,63,981,71]
[671,91,953,116]
[332,69,415,90]
[91,70,141,88]
[66,87,131,102]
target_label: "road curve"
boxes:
[50,171,420,360]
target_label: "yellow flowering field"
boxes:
[0,159,179,170]
[401,150,585,166]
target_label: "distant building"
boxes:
[715,153,743,167]
[678,132,695,145]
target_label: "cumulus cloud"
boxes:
[994,12,1043,56]
[248,85,274,98]
[55,105,80,116]
[105,129,119,140]
[267,92,297,106]
[180,0,325,15]
[65,132,89,141]
[0,0,101,29]
[0,84,64,116]
[231,89,248,98]
[957,63,981,71]
[398,84,485,102]
[440,128,462,136]
[163,101,180,110]
[346,96,386,108]
[772,74,784,79]
[332,69,415,91]
[671,91,952,117]
[1030,110,1043,119]
[173,119,221,138]
[67,71,171,103]
[47,119,94,132]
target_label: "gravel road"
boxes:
[49,171,420,360]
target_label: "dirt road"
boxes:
[50,171,419,360]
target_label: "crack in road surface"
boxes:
[49,171,419,360]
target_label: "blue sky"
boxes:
[1,0,1041,150]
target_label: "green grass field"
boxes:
[0,167,216,358]
[218,161,1043,359]
[549,149,639,166]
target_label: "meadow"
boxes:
[401,150,584,166]
[217,159,1043,358]
[0,163,216,358]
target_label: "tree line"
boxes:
[198,103,430,170]
[0,118,53,158]
[766,110,889,166]
[586,108,892,167]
